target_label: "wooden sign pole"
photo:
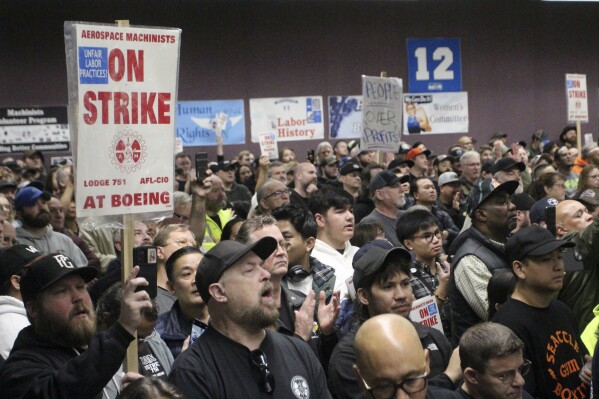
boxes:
[115,18,139,375]
[576,121,582,153]
[377,71,388,165]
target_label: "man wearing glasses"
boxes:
[353,314,442,399]
[434,322,533,399]
[493,226,590,399]
[253,179,291,217]
[459,151,482,199]
[168,237,331,398]
[152,224,197,315]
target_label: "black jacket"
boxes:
[448,227,509,346]
[328,321,452,399]
[0,323,133,399]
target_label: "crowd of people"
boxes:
[1,124,599,398]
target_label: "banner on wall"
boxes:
[65,22,181,217]
[176,100,245,146]
[565,74,588,123]
[403,92,468,135]
[360,76,403,152]
[249,96,324,143]
[407,38,462,93]
[328,96,362,139]
[0,106,70,153]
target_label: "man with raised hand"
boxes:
[0,253,152,398]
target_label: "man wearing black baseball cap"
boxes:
[0,253,153,398]
[338,162,363,198]
[328,244,453,399]
[211,160,252,204]
[169,237,331,398]
[492,226,588,399]
[492,157,525,193]
[448,178,518,346]
[0,244,41,359]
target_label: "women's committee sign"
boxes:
[65,22,181,217]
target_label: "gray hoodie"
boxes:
[16,225,88,267]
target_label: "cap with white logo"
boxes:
[19,253,97,303]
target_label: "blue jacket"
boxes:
[155,301,192,359]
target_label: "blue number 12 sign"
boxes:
[407,38,462,93]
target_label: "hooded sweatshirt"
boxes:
[16,225,88,267]
[0,295,29,359]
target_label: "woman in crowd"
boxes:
[574,164,599,198]
[0,194,14,223]
[528,172,566,201]
[235,163,255,193]
[279,147,296,165]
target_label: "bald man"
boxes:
[556,199,599,331]
[354,314,440,399]
[290,162,318,210]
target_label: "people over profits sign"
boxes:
[360,76,403,152]
[65,23,181,217]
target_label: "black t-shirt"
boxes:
[492,298,588,399]
[290,190,310,211]
[138,342,166,378]
[169,326,331,399]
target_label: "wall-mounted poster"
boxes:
[250,96,324,143]
[328,96,362,139]
[176,100,245,146]
[403,92,468,135]
[0,106,70,153]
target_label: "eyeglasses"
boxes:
[277,240,292,252]
[263,189,291,201]
[164,239,197,248]
[250,349,275,393]
[362,372,428,399]
[412,230,442,243]
[482,359,532,385]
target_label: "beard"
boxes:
[236,283,279,331]
[22,210,51,228]
[33,302,97,348]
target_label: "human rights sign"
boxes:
[65,22,181,217]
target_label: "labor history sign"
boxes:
[64,22,181,217]
[249,96,325,143]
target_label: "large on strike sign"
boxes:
[64,22,181,217]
